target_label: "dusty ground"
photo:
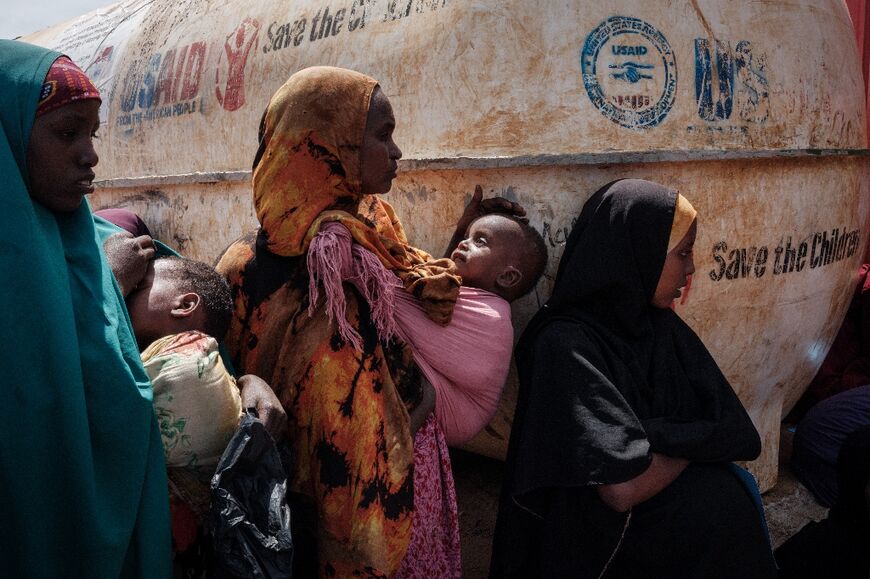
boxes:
[451,427,829,579]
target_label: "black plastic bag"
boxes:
[210,412,293,578]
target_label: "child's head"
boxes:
[126,256,232,350]
[450,213,548,302]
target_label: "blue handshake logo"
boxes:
[609,61,654,83]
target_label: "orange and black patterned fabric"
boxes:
[216,66,455,577]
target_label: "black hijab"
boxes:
[508,179,761,497]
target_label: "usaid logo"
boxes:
[581,16,677,129]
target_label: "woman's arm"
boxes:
[596,452,689,512]
[408,377,436,434]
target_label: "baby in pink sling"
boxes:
[309,213,548,445]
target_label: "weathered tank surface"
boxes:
[24,0,870,490]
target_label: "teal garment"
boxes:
[93,215,178,257]
[0,40,171,577]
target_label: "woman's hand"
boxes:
[596,453,689,512]
[238,374,288,440]
[444,185,527,257]
[102,232,155,296]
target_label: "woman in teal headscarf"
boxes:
[0,39,171,577]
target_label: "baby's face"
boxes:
[126,260,182,350]
[450,214,523,291]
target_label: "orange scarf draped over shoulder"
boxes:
[254,66,459,325]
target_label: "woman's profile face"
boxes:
[360,87,402,194]
[26,99,100,213]
[652,219,697,308]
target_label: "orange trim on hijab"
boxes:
[667,193,697,252]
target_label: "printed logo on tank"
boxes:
[581,16,677,129]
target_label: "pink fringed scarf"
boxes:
[308,221,401,351]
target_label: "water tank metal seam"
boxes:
[93,148,870,188]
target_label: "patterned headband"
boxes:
[36,56,101,118]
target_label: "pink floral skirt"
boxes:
[395,415,462,578]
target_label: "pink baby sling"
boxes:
[308,221,514,446]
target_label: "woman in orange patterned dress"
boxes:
[216,66,469,577]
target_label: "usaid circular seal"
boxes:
[581,16,677,129]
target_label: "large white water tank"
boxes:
[24,0,870,490]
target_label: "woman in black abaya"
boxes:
[490,179,777,578]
